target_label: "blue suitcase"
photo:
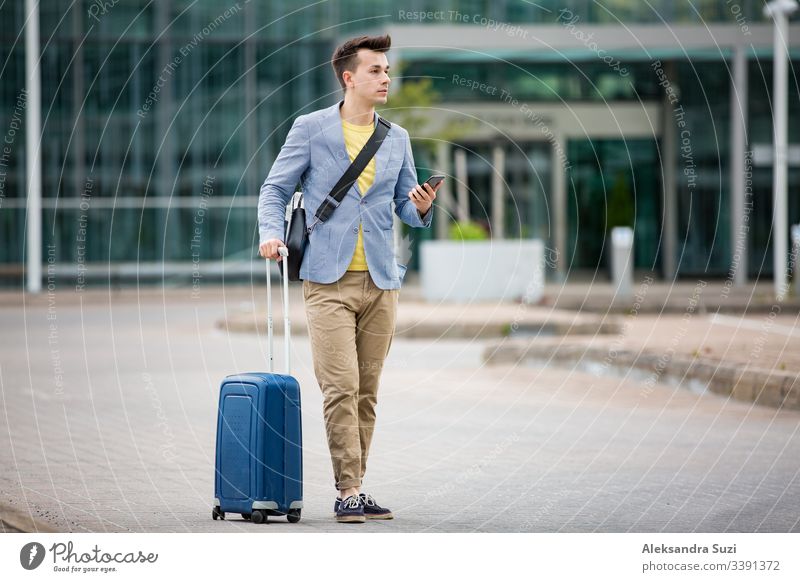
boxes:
[212,248,303,524]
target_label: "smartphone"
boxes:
[424,174,445,189]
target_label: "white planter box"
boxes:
[420,239,545,303]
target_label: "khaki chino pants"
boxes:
[302,270,399,490]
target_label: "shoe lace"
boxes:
[360,494,376,507]
[342,495,362,510]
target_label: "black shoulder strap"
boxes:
[313,116,391,225]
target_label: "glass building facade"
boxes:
[0,0,797,284]
[403,54,800,278]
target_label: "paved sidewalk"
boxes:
[1,283,798,533]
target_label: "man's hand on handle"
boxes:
[259,238,286,262]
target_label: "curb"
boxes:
[483,340,800,411]
[219,314,621,340]
[0,502,60,533]
[543,300,800,315]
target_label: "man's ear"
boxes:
[342,70,352,90]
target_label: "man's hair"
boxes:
[331,34,391,91]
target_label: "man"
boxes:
[257,34,441,523]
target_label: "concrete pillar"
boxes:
[491,143,505,239]
[552,134,567,282]
[72,5,85,212]
[730,44,749,286]
[155,2,176,260]
[661,61,678,281]
[244,1,257,201]
[435,141,451,240]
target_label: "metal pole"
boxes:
[765,0,798,301]
[454,148,469,223]
[773,5,789,300]
[793,224,800,295]
[278,247,290,376]
[266,259,273,373]
[25,0,42,293]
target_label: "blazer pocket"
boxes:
[397,262,408,283]
[381,228,400,280]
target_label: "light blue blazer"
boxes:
[257,100,433,290]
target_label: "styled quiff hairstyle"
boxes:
[331,34,391,91]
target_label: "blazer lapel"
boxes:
[319,102,352,178]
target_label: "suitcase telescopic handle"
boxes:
[265,246,291,376]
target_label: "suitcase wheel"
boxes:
[212,506,225,521]
[251,510,267,524]
[241,513,251,521]
[287,509,301,523]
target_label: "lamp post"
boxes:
[764,0,798,301]
[25,0,42,293]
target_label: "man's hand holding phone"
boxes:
[409,174,444,217]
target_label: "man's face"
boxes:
[343,49,390,104]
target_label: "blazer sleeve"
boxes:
[257,115,310,244]
[393,128,433,229]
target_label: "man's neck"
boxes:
[339,94,375,126]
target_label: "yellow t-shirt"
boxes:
[342,118,376,271]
